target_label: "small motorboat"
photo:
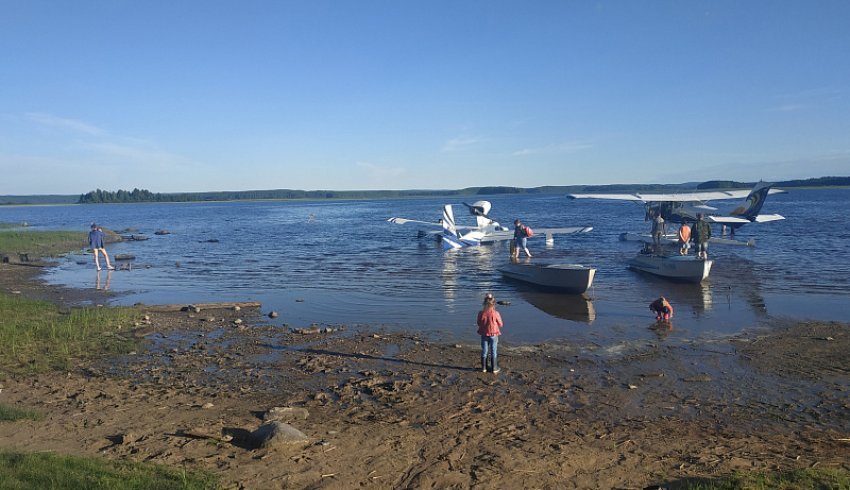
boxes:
[627,253,713,283]
[499,262,596,294]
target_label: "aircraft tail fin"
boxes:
[731,181,774,220]
[442,205,458,236]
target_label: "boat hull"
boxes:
[627,254,713,283]
[499,263,596,294]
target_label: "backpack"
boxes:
[524,225,534,237]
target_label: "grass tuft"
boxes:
[0,451,218,489]
[663,468,850,489]
[0,404,44,422]
[0,293,141,375]
[0,229,87,258]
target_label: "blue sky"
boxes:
[2,1,849,194]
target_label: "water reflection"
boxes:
[466,242,501,272]
[649,320,673,339]
[95,270,112,291]
[440,250,459,306]
[441,244,503,307]
[712,256,769,318]
[519,291,596,323]
[667,282,714,316]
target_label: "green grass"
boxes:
[0,404,44,422]
[667,468,850,489]
[0,229,87,258]
[0,293,141,375]
[0,451,218,489]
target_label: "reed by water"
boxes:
[0,451,219,489]
[0,292,140,374]
[0,228,86,258]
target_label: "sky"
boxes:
[2,0,849,195]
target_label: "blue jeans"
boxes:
[481,335,499,372]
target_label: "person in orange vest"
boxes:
[677,223,692,256]
[649,296,674,321]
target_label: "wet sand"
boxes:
[1,262,848,489]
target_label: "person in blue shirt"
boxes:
[511,219,532,259]
[88,223,114,271]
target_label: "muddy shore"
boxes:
[1,262,848,489]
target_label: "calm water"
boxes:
[2,189,848,347]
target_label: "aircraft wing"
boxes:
[478,226,593,243]
[387,217,479,231]
[707,216,751,224]
[568,188,784,203]
[536,226,594,235]
[753,214,785,223]
[387,217,442,228]
[709,214,785,225]
[567,193,646,201]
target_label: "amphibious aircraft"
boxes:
[567,181,785,245]
[388,200,592,250]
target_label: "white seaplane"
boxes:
[388,200,593,250]
[568,181,785,247]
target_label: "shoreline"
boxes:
[1,263,849,488]
[0,262,116,307]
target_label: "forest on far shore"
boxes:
[2,176,848,206]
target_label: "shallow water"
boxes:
[2,188,848,346]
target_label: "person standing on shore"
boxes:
[512,219,532,259]
[477,292,503,374]
[88,223,114,271]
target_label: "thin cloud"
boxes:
[441,136,484,153]
[25,112,106,136]
[770,86,843,112]
[776,86,842,100]
[23,112,192,170]
[78,141,180,163]
[512,142,593,156]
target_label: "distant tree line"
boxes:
[0,194,79,205]
[78,188,165,203]
[76,186,537,203]
[11,175,845,206]
[777,176,850,187]
[696,176,850,190]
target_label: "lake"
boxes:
[2,188,849,348]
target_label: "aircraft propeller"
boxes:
[462,202,490,219]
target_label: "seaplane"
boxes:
[567,181,785,247]
[388,200,593,250]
